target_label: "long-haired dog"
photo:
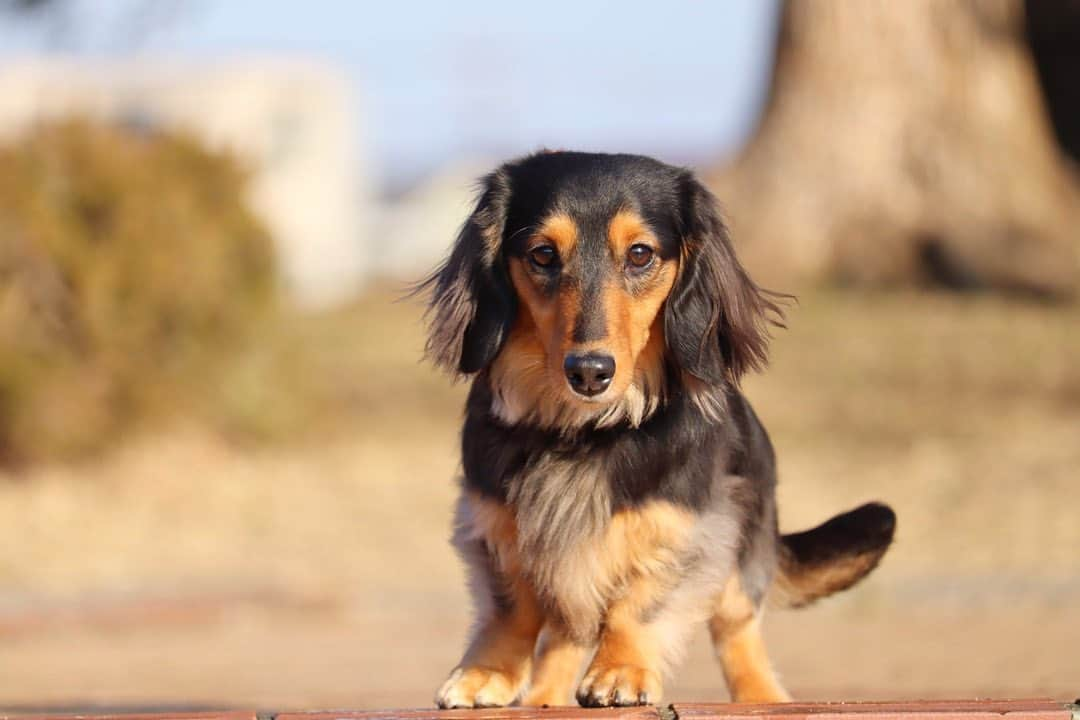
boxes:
[419,151,895,708]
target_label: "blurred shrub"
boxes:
[0,120,277,463]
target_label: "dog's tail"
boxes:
[772,502,896,609]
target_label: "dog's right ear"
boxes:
[416,169,516,376]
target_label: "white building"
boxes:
[0,57,370,309]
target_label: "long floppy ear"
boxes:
[416,170,516,376]
[664,173,785,385]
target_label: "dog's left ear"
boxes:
[664,173,784,385]
[417,169,516,376]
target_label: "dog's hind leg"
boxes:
[521,622,591,706]
[708,574,790,703]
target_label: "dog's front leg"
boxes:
[521,622,591,706]
[436,595,542,708]
[576,591,666,707]
[436,501,543,708]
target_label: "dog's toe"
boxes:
[436,666,518,708]
[576,665,660,707]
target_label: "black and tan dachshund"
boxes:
[418,151,895,708]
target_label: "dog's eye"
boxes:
[627,244,654,269]
[528,245,557,268]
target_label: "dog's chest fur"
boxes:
[457,452,697,643]
[455,379,746,642]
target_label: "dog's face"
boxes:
[500,162,681,410]
[421,151,780,430]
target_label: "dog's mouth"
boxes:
[560,369,636,408]
[565,384,616,404]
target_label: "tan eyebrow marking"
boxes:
[608,210,653,256]
[537,212,579,257]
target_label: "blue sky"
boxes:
[1,1,779,188]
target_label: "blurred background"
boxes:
[0,0,1077,710]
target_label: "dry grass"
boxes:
[1,285,1077,600]
[752,290,1080,604]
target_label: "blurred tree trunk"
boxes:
[710,0,1080,298]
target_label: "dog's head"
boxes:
[420,151,783,430]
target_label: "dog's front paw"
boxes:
[576,664,661,707]
[436,666,519,708]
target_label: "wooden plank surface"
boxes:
[671,700,1072,720]
[276,707,661,720]
[1,700,1073,720]
[0,712,258,720]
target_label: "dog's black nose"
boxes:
[563,353,615,397]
